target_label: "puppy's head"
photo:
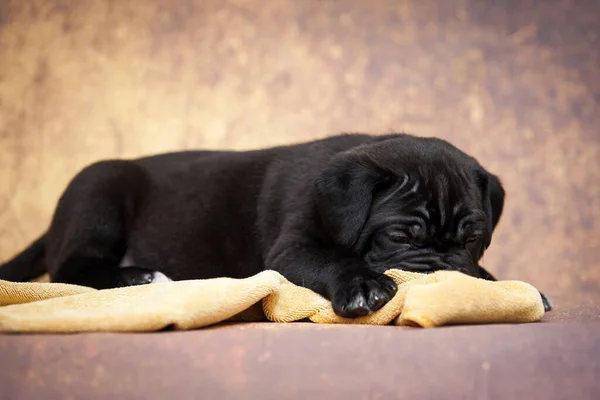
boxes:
[315,135,505,276]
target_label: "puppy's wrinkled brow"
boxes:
[413,204,430,221]
[375,174,409,205]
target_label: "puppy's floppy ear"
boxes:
[480,171,505,248]
[315,151,388,248]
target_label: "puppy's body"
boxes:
[0,133,551,316]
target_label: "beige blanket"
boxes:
[0,270,545,333]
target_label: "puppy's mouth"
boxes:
[365,247,479,277]
[389,261,478,277]
[397,266,458,275]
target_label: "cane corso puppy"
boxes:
[0,133,551,316]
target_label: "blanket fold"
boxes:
[0,270,545,333]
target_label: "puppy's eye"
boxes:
[466,235,481,245]
[388,233,410,244]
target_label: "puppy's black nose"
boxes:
[440,253,479,277]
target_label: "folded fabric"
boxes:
[0,270,545,333]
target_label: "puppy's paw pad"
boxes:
[332,271,397,318]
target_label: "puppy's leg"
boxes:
[478,266,552,311]
[46,160,166,289]
[267,244,397,318]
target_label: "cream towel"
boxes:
[0,270,545,333]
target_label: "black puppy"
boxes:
[0,133,551,316]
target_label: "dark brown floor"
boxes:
[1,320,599,400]
[1,295,599,399]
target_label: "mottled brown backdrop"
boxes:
[0,0,599,299]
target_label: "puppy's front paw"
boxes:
[331,270,397,318]
[540,292,552,312]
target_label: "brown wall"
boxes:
[1,0,599,297]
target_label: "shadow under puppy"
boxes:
[0,133,551,317]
